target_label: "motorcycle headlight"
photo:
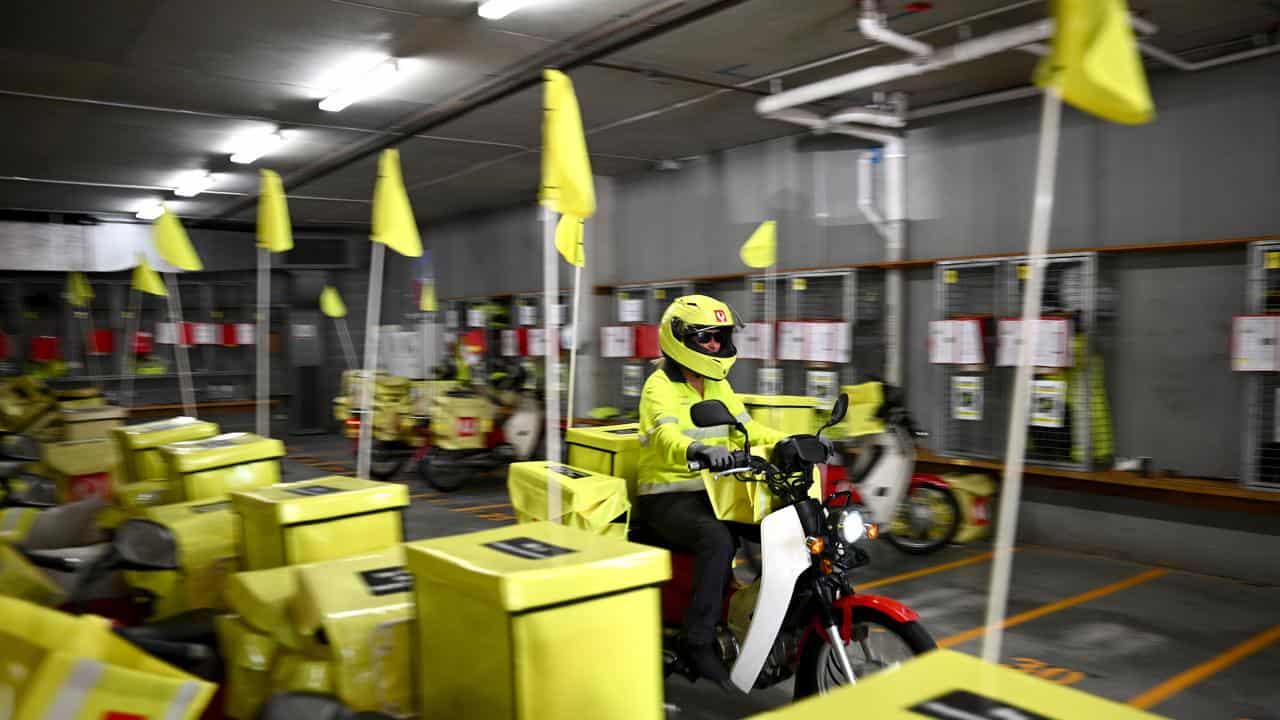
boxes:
[834,506,867,545]
[114,520,179,570]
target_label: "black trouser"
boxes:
[634,491,760,645]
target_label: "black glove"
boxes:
[688,443,733,471]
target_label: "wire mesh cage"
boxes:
[1001,253,1106,471]
[740,274,783,394]
[935,260,1007,460]
[1242,241,1280,491]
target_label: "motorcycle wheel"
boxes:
[885,484,962,555]
[416,448,465,492]
[794,607,935,699]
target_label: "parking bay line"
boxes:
[857,550,997,592]
[1127,623,1280,710]
[937,568,1169,649]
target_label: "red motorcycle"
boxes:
[633,394,936,698]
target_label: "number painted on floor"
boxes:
[1003,657,1085,686]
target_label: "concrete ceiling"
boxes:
[0,0,1274,227]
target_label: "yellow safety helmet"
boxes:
[658,295,739,380]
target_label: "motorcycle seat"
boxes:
[115,607,221,645]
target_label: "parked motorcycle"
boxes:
[416,362,543,491]
[830,386,964,555]
[638,393,936,698]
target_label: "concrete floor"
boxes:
[281,433,1280,720]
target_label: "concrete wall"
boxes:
[412,53,1279,480]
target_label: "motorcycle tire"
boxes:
[417,449,465,492]
[794,607,936,700]
[885,484,962,556]
[368,457,406,481]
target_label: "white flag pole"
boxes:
[566,262,582,429]
[256,247,271,436]
[356,242,387,481]
[981,88,1062,663]
[163,274,197,417]
[543,205,562,524]
[336,317,358,370]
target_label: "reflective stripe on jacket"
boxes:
[637,364,785,496]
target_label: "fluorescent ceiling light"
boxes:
[135,202,165,220]
[172,171,214,198]
[229,129,286,164]
[478,0,536,20]
[319,59,400,112]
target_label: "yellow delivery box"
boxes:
[231,476,408,570]
[407,522,670,720]
[58,404,126,441]
[124,496,242,619]
[292,546,417,716]
[159,432,284,501]
[41,437,120,502]
[565,423,642,498]
[112,416,220,484]
[507,461,631,538]
[740,393,818,436]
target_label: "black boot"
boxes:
[686,641,731,687]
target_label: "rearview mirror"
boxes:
[113,520,179,571]
[689,400,736,429]
[829,393,849,425]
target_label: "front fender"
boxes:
[802,593,922,649]
[911,472,951,491]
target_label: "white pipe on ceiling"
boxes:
[756,19,1054,116]
[1139,40,1280,71]
[858,0,932,57]
[826,107,905,128]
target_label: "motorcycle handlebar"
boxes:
[686,449,751,473]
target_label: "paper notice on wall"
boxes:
[528,328,548,356]
[622,363,645,398]
[193,323,217,345]
[955,319,984,365]
[737,323,773,360]
[500,330,519,358]
[600,326,635,358]
[951,376,983,421]
[929,321,957,364]
[804,322,850,364]
[235,323,255,345]
[1030,379,1066,428]
[806,370,839,404]
[1232,315,1280,372]
[778,322,807,361]
[155,322,176,345]
[466,308,487,328]
[758,367,784,395]
[998,318,1073,367]
[618,298,645,323]
[518,304,538,327]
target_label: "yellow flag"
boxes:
[65,272,94,308]
[371,149,423,258]
[257,169,293,253]
[153,209,203,271]
[540,70,596,219]
[740,221,777,268]
[131,256,168,297]
[554,216,585,268]
[1034,0,1153,124]
[319,285,347,318]
[419,280,438,312]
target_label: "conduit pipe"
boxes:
[1139,39,1280,71]
[858,0,933,58]
[756,19,1053,116]
[826,107,905,128]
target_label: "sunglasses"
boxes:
[692,329,725,344]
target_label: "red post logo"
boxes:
[714,310,727,323]
[457,417,478,438]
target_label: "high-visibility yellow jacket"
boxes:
[637,363,786,496]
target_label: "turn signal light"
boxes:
[345,417,360,428]
[806,537,825,555]
[866,524,880,540]
[820,558,834,575]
